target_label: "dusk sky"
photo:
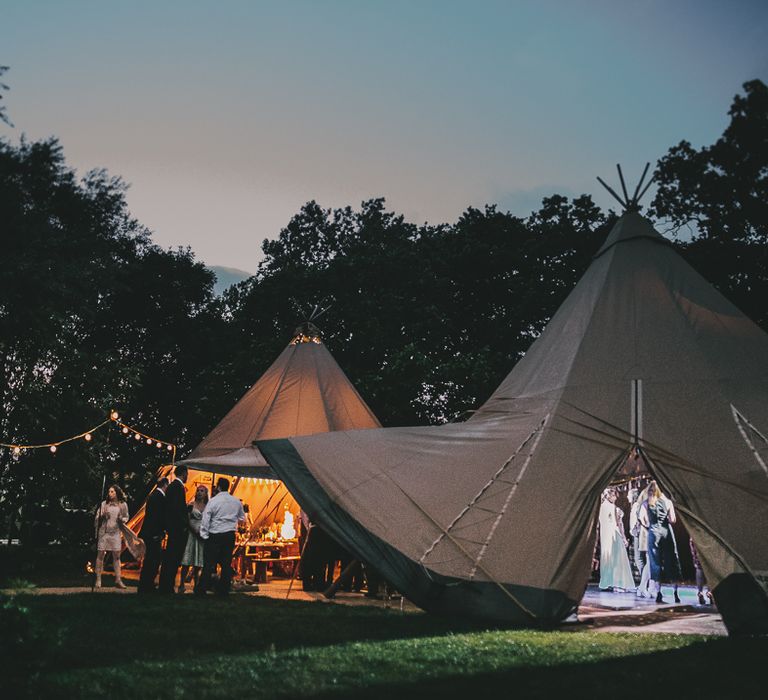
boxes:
[3,0,767,271]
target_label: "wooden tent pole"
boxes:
[323,559,360,599]
[631,162,651,204]
[285,526,312,599]
[636,175,656,204]
[596,176,627,208]
[616,164,630,204]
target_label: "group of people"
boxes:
[598,479,709,605]
[135,465,246,596]
[94,466,276,595]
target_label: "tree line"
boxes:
[0,79,766,546]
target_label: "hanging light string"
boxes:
[0,418,112,455]
[114,417,177,463]
[1,410,176,462]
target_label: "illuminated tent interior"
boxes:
[128,322,381,536]
[258,202,768,635]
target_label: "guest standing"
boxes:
[195,477,245,596]
[641,480,682,604]
[630,484,651,597]
[158,465,189,594]
[598,488,635,592]
[179,484,209,592]
[94,485,130,589]
[689,538,712,605]
[138,476,169,594]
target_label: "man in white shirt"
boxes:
[195,477,245,596]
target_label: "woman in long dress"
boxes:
[179,484,208,593]
[95,485,129,589]
[641,480,682,603]
[598,488,635,591]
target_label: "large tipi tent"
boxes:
[258,209,768,635]
[130,323,381,530]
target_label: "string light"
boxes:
[2,411,177,463]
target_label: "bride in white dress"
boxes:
[598,488,635,591]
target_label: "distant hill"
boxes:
[208,266,253,295]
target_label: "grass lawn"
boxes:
[4,592,766,699]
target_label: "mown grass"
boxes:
[4,592,765,699]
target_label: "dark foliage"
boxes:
[1,80,766,548]
[652,79,768,328]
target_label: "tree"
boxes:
[0,66,11,127]
[651,79,768,329]
[0,137,221,545]
[227,195,610,427]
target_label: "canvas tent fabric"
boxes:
[178,331,381,476]
[258,211,768,635]
[128,329,381,534]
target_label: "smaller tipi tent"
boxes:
[180,321,381,475]
[130,323,381,531]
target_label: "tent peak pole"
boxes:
[616,164,631,205]
[596,176,628,209]
[631,162,651,206]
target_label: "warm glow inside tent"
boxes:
[128,467,300,535]
[128,323,381,536]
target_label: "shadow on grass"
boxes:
[312,636,767,700]
[16,592,494,672]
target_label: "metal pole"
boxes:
[91,473,106,592]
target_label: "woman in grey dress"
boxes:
[95,485,129,589]
[179,484,209,592]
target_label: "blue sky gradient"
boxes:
[2,0,767,269]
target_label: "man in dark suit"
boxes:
[137,476,169,594]
[158,465,189,594]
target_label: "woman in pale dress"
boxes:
[598,488,635,591]
[95,485,129,589]
[179,484,208,592]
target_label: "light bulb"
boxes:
[122,427,129,434]
[84,433,92,442]
[50,445,57,453]
[166,444,173,451]
[134,433,141,440]
[110,411,119,420]
[156,441,162,448]
[12,447,20,456]
[146,438,152,445]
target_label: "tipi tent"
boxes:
[130,323,381,531]
[180,322,381,474]
[258,210,768,635]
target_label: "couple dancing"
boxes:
[599,480,681,603]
